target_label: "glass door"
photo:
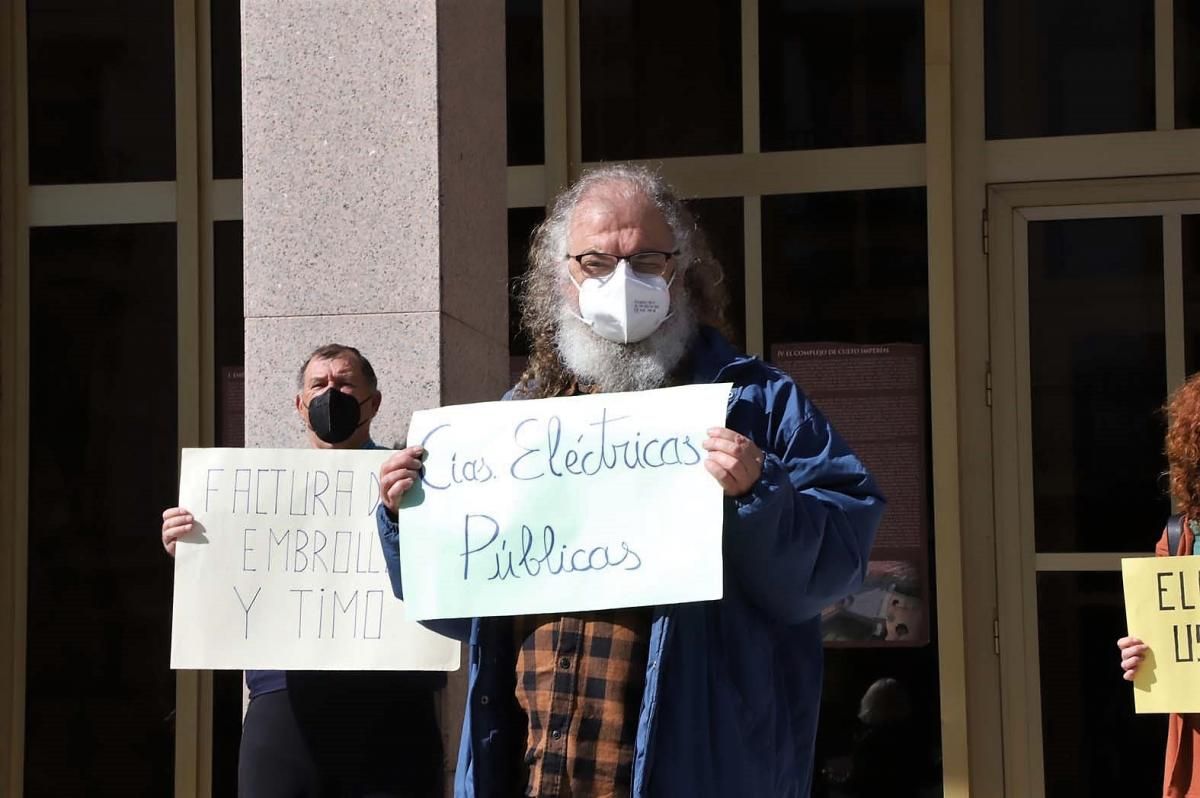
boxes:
[988,177,1200,797]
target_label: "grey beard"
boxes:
[554,294,699,392]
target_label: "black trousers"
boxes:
[238,674,443,798]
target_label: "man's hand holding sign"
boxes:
[702,426,765,496]
[379,383,735,621]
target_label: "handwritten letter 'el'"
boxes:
[171,448,460,672]
[397,383,734,621]
[1122,554,1200,713]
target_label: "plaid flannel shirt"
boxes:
[513,610,652,797]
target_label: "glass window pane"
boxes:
[1037,572,1166,796]
[686,197,745,351]
[816,647,943,796]
[759,0,924,151]
[985,0,1155,139]
[579,0,741,160]
[762,188,929,348]
[761,188,942,797]
[211,220,244,795]
[1185,216,1200,374]
[212,0,242,179]
[27,0,176,183]
[214,220,245,447]
[26,223,177,795]
[1027,217,1167,553]
[1177,0,1200,129]
[507,0,544,166]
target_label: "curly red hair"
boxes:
[1166,373,1200,520]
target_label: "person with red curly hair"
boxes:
[1118,372,1200,798]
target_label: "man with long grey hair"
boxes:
[515,164,730,398]
[377,164,884,797]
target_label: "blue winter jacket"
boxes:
[376,326,884,798]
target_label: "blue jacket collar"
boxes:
[688,325,758,385]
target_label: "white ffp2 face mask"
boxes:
[571,260,674,344]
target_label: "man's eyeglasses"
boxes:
[567,250,679,278]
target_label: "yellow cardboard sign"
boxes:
[1122,554,1200,713]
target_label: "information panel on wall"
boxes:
[772,342,930,647]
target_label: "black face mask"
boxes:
[307,389,369,444]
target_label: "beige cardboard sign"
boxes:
[170,447,460,672]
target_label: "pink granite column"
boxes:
[241,0,506,785]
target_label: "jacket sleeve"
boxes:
[375,503,474,642]
[723,395,886,625]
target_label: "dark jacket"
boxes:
[377,327,885,797]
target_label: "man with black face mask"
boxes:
[293,342,382,448]
[161,344,444,798]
